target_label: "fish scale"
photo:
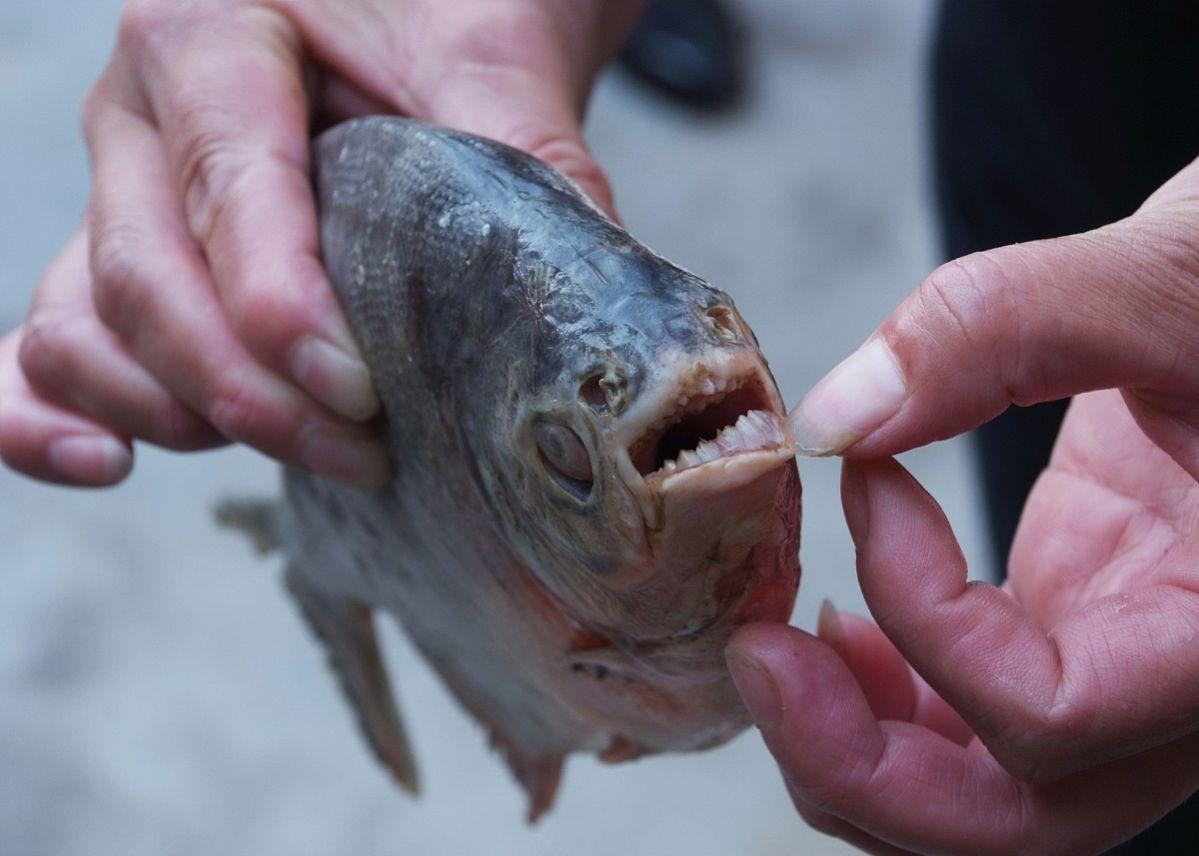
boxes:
[223,117,801,822]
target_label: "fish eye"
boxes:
[533,419,594,500]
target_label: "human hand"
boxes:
[731,393,1199,853]
[788,156,1199,481]
[0,0,641,488]
[726,156,1199,852]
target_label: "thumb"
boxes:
[430,67,618,220]
[789,193,1199,460]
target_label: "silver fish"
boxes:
[223,117,801,822]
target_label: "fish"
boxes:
[221,117,801,822]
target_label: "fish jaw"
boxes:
[563,461,801,757]
[612,347,793,515]
[576,345,799,641]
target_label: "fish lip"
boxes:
[650,444,795,494]
[607,349,794,527]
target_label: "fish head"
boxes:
[495,252,799,645]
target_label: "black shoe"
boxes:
[619,0,743,110]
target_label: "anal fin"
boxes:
[285,567,419,794]
[489,734,564,824]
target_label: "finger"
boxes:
[788,796,915,856]
[819,600,973,744]
[788,176,1199,458]
[431,60,618,216]
[20,228,222,451]
[84,78,389,489]
[843,457,1199,782]
[431,66,618,220]
[276,0,623,219]
[727,623,1030,853]
[116,5,379,421]
[0,328,133,487]
[727,623,1199,854]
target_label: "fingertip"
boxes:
[817,598,847,658]
[0,415,133,488]
[47,434,134,486]
[727,623,846,719]
[289,336,380,421]
[789,337,908,457]
[725,646,783,730]
[830,609,921,723]
[841,457,943,554]
[727,621,807,670]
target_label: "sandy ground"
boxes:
[0,1,988,853]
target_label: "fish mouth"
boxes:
[616,351,795,500]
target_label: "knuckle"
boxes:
[174,122,255,243]
[207,373,269,443]
[795,808,842,838]
[1128,211,1199,320]
[989,717,1073,784]
[79,81,110,139]
[17,312,71,384]
[117,0,173,48]
[909,251,1027,392]
[226,283,288,339]
[90,224,153,330]
[919,254,1017,343]
[155,399,217,451]
[1132,210,1199,282]
[787,772,857,818]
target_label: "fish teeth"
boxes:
[700,378,716,396]
[695,438,720,463]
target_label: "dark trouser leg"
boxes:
[931,2,1199,850]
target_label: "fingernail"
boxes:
[817,599,847,660]
[48,436,133,484]
[726,649,782,730]
[291,337,380,422]
[788,337,907,456]
[298,425,391,491]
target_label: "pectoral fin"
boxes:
[285,567,419,794]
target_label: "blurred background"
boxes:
[0,1,988,853]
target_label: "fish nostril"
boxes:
[579,374,609,412]
[705,306,740,343]
[579,369,628,415]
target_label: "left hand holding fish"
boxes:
[0,0,640,489]
[729,156,1199,852]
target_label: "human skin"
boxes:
[729,157,1199,853]
[6,4,1199,849]
[0,0,642,488]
